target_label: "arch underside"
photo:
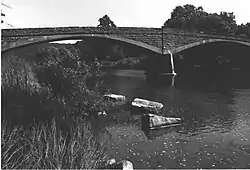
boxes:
[167,39,250,54]
[1,34,162,54]
[2,35,250,55]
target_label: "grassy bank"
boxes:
[1,44,112,169]
[1,119,108,169]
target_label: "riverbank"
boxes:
[1,44,115,169]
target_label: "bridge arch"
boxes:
[167,39,250,54]
[1,34,162,54]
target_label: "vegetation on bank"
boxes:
[1,44,112,169]
[1,119,108,169]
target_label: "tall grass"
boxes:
[1,44,112,169]
[1,118,108,169]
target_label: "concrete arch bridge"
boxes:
[2,27,250,75]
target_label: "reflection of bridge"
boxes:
[2,27,250,74]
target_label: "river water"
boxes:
[102,69,250,169]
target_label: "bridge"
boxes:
[2,27,250,75]
[2,27,250,54]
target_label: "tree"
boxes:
[218,12,237,33]
[98,15,117,28]
[163,4,237,34]
[235,22,250,37]
[164,4,208,31]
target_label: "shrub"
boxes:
[1,44,112,169]
[1,55,62,127]
[1,44,111,127]
[32,45,110,118]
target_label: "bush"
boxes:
[1,44,111,127]
[1,44,112,169]
[1,55,62,127]
[32,45,110,118]
[1,118,108,169]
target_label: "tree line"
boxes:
[163,4,250,37]
[98,4,250,37]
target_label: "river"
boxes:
[101,69,250,169]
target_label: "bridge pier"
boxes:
[167,50,177,76]
[158,52,177,75]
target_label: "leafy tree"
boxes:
[218,11,237,33]
[163,4,238,34]
[235,22,250,37]
[164,4,207,31]
[98,15,117,28]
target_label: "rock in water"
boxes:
[106,158,116,165]
[104,159,133,170]
[119,160,133,170]
[98,110,107,116]
[104,94,126,101]
[131,98,163,113]
[142,113,181,129]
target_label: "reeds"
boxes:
[1,44,112,169]
[1,118,108,169]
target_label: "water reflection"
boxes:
[103,69,250,168]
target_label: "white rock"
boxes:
[142,113,181,129]
[98,110,107,116]
[104,94,126,101]
[131,98,163,112]
[119,160,133,170]
[105,159,133,170]
[106,158,116,165]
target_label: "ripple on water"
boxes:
[104,72,250,169]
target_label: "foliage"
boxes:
[1,118,108,169]
[163,4,239,34]
[98,15,117,28]
[1,44,112,169]
[1,55,60,127]
[235,22,250,37]
[33,45,110,118]
[1,44,111,127]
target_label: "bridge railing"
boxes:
[2,27,250,53]
[1,27,161,37]
[2,26,249,39]
[162,28,250,42]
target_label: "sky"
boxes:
[1,0,250,29]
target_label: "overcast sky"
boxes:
[2,0,250,29]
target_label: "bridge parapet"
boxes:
[2,27,250,53]
[3,27,249,39]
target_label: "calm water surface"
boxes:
[102,69,250,169]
